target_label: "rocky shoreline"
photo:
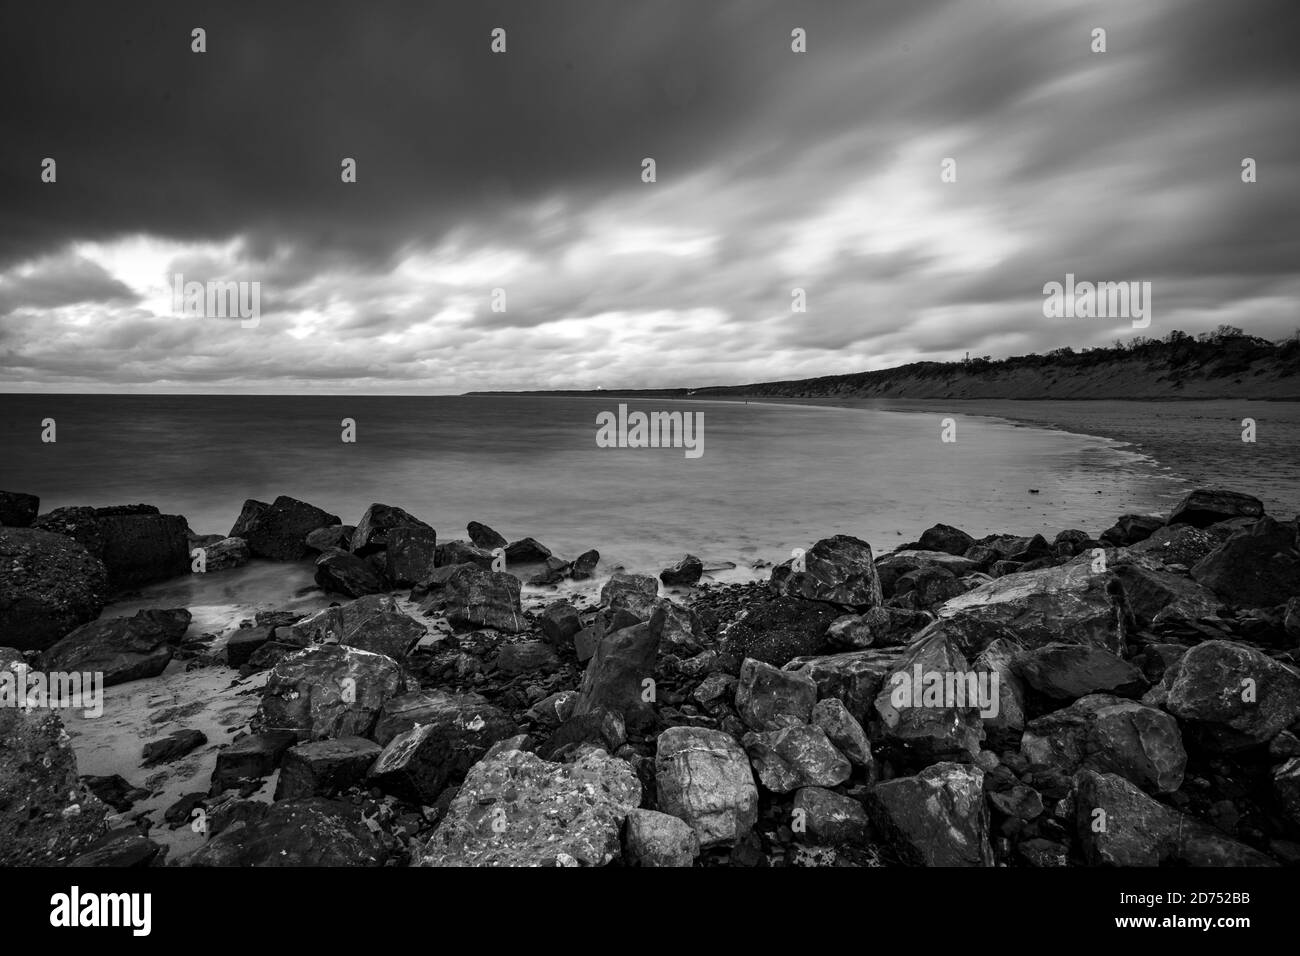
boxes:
[2,488,1299,867]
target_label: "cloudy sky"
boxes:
[2,0,1297,393]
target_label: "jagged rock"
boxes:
[793,787,871,845]
[1021,694,1186,794]
[719,594,840,667]
[1163,640,1300,751]
[418,748,640,866]
[1013,643,1147,701]
[68,829,166,867]
[873,624,985,762]
[466,520,507,550]
[655,726,758,849]
[1112,562,1224,627]
[935,557,1126,655]
[784,647,906,723]
[1169,489,1265,529]
[504,536,552,564]
[1072,769,1274,866]
[231,496,341,561]
[142,728,208,767]
[1100,514,1164,546]
[973,638,1026,746]
[226,626,274,667]
[211,732,298,792]
[184,798,387,866]
[373,688,503,745]
[336,602,425,660]
[770,534,883,610]
[536,707,626,761]
[735,657,817,731]
[1191,518,1300,608]
[256,644,405,742]
[386,526,438,586]
[811,697,873,770]
[649,599,705,654]
[48,505,189,589]
[624,808,700,867]
[826,606,931,649]
[877,550,979,595]
[305,524,354,553]
[743,724,852,793]
[0,709,107,865]
[600,572,659,619]
[538,600,582,648]
[349,502,434,557]
[894,565,967,610]
[573,622,602,663]
[692,672,737,710]
[0,527,108,651]
[1130,523,1229,566]
[0,490,39,527]
[526,690,579,728]
[497,641,558,674]
[43,608,190,686]
[918,524,975,557]
[430,565,526,633]
[660,554,704,587]
[572,621,661,730]
[314,548,386,598]
[198,536,250,571]
[570,549,601,580]
[866,762,993,866]
[434,540,496,571]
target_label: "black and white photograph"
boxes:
[1,0,1298,932]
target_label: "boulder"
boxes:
[1013,643,1147,701]
[370,688,506,747]
[793,787,871,845]
[1169,489,1265,529]
[1191,517,1300,608]
[1021,694,1186,794]
[0,490,39,527]
[305,524,354,553]
[90,506,190,588]
[504,536,552,564]
[1099,514,1163,546]
[142,728,208,767]
[570,549,601,580]
[329,597,426,660]
[1112,562,1224,627]
[784,647,906,724]
[231,496,342,561]
[183,798,387,866]
[43,608,190,686]
[198,536,250,572]
[386,526,438,586]
[1163,640,1300,751]
[256,644,405,742]
[433,540,495,571]
[211,732,298,792]
[430,565,526,633]
[893,565,967,609]
[873,624,985,762]
[538,600,582,648]
[314,548,387,598]
[0,709,107,865]
[811,697,873,770]
[917,523,975,556]
[742,724,852,793]
[418,748,641,866]
[660,554,704,587]
[826,606,931,650]
[572,622,661,731]
[350,503,433,556]
[370,700,518,804]
[876,550,979,595]
[865,762,993,866]
[68,830,166,868]
[655,726,758,848]
[226,626,274,667]
[1130,523,1228,567]
[770,534,884,609]
[601,572,660,618]
[0,527,109,651]
[735,657,817,731]
[467,520,507,551]
[624,808,700,867]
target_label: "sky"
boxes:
[1,0,1298,394]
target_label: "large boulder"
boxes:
[973,638,1027,746]
[793,787,871,846]
[0,527,108,651]
[623,808,700,867]
[917,524,975,557]
[417,748,641,867]
[350,503,434,556]
[1190,517,1300,608]
[43,608,191,686]
[572,621,661,731]
[1168,489,1265,529]
[291,595,426,660]
[660,554,704,587]
[230,495,342,560]
[876,550,980,595]
[255,644,406,742]
[784,647,906,723]
[198,536,251,572]
[1162,640,1300,752]
[600,572,659,619]
[770,534,884,609]
[742,724,852,793]
[89,505,190,588]
[825,606,931,650]
[386,526,439,586]
[935,558,1126,656]
[1130,523,1229,567]
[0,490,39,527]
[1021,694,1186,794]
[865,762,993,866]
[275,737,382,800]
[183,798,387,866]
[467,520,507,551]
[735,657,817,731]
[1013,643,1147,701]
[0,710,107,865]
[428,565,526,633]
[1111,562,1224,627]
[1099,514,1164,547]
[314,548,387,598]
[655,726,758,848]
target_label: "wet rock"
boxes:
[570,549,601,580]
[0,490,39,527]
[918,523,975,556]
[142,728,208,767]
[1130,523,1229,567]
[386,526,438,586]
[894,565,967,610]
[692,673,737,710]
[349,502,434,557]
[226,625,274,667]
[785,647,906,723]
[538,600,582,648]
[1021,694,1186,794]
[536,707,626,761]
[1013,643,1147,701]
[432,565,526,633]
[372,688,507,746]
[418,748,640,866]
[434,540,496,570]
[601,571,660,619]
[67,505,190,589]
[256,644,405,742]
[866,762,993,867]
[184,798,387,866]
[876,550,979,595]
[573,623,602,663]
[826,606,931,650]
[305,524,354,553]
[68,829,166,867]
[314,548,387,599]
[655,726,758,848]
[973,638,1026,746]
[743,724,852,793]
[0,526,108,652]
[660,554,704,587]
[770,534,883,610]
[811,697,873,770]
[873,624,985,762]
[467,520,507,551]
[1169,489,1265,529]
[793,787,870,845]
[43,608,191,686]
[1112,562,1224,627]
[337,603,425,660]
[624,808,700,867]
[649,599,705,654]
[504,536,552,564]
[198,536,250,571]
[735,657,817,731]
[0,709,107,865]
[231,496,342,561]
[572,621,661,731]
[1191,517,1300,608]
[210,731,298,792]
[1163,640,1300,751]
[525,690,579,728]
[1100,514,1163,546]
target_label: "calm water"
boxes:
[0,394,1187,581]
